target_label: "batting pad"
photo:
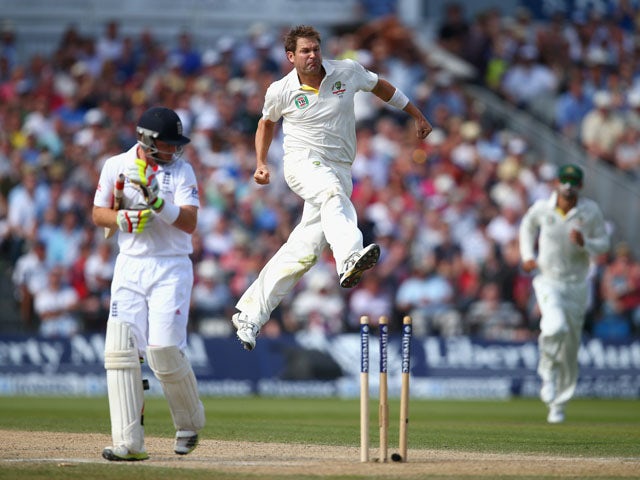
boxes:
[147,346,206,432]
[104,321,145,451]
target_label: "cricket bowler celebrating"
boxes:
[519,164,609,423]
[231,24,432,351]
[93,106,205,460]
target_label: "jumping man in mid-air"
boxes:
[232,25,432,351]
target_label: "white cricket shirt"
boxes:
[94,145,200,256]
[519,192,610,283]
[262,59,379,164]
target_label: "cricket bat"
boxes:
[104,173,125,239]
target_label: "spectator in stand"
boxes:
[465,281,528,340]
[95,20,123,67]
[395,253,457,337]
[288,268,346,335]
[5,166,45,265]
[347,271,393,332]
[190,258,233,335]
[580,90,625,164]
[599,242,640,337]
[425,70,467,122]
[83,240,115,331]
[554,74,594,141]
[437,2,470,58]
[486,203,521,248]
[169,31,202,77]
[45,209,85,267]
[11,239,49,331]
[500,44,558,108]
[535,11,572,70]
[624,88,640,131]
[612,126,640,178]
[33,265,80,338]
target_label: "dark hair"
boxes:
[283,25,321,53]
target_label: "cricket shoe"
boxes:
[547,405,565,424]
[102,445,149,461]
[339,244,380,288]
[232,312,260,351]
[174,430,199,455]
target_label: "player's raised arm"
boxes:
[371,78,432,139]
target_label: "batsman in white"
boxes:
[232,25,432,351]
[519,164,609,423]
[92,107,205,461]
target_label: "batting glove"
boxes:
[116,208,154,234]
[127,158,160,206]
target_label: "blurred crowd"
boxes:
[1,3,640,341]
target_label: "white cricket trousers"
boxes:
[109,254,193,355]
[532,275,588,407]
[236,152,363,326]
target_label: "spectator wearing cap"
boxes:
[580,90,625,164]
[519,163,610,423]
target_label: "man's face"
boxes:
[153,139,182,164]
[288,37,322,76]
[557,180,581,199]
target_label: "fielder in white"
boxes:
[93,107,205,460]
[232,25,432,351]
[519,164,609,423]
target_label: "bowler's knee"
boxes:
[540,307,569,337]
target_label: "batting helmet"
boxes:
[136,107,190,164]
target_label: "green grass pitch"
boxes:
[0,396,638,479]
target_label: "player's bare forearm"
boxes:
[372,79,432,139]
[171,205,198,234]
[403,103,432,138]
[93,206,118,230]
[254,118,275,185]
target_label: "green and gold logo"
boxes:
[294,93,310,109]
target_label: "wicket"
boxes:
[360,315,412,463]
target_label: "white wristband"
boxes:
[387,88,409,110]
[154,199,180,224]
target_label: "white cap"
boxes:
[85,108,104,126]
[628,90,640,108]
[507,137,526,155]
[197,259,222,281]
[202,49,221,66]
[593,90,612,108]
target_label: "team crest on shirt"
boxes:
[332,81,346,96]
[294,93,310,109]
